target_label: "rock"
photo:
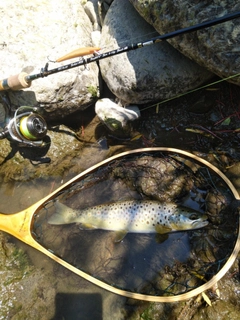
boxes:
[99,0,213,105]
[98,0,113,26]
[84,0,102,31]
[83,1,102,46]
[130,0,240,86]
[95,98,140,132]
[0,0,100,120]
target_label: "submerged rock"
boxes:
[0,0,100,119]
[0,233,56,319]
[99,0,212,104]
[130,0,240,85]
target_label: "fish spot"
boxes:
[147,221,149,224]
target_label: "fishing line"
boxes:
[141,72,240,111]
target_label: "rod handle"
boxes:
[0,72,31,91]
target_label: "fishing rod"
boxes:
[1,10,240,91]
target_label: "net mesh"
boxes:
[32,151,239,297]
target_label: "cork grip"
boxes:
[0,72,31,91]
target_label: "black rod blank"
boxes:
[1,10,239,91]
[27,10,240,82]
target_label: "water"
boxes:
[1,80,240,318]
[28,151,238,301]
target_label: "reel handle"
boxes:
[0,72,31,91]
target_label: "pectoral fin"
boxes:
[155,233,169,243]
[113,230,128,243]
[78,223,97,230]
[155,225,172,234]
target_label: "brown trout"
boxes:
[48,200,208,234]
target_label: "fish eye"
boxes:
[189,214,198,220]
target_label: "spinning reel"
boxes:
[0,94,47,147]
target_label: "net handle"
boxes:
[0,147,239,302]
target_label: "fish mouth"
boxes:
[191,217,209,228]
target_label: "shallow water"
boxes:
[1,145,240,319]
[0,165,125,319]
[1,81,240,319]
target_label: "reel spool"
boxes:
[19,113,47,141]
[0,106,47,147]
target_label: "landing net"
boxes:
[32,150,239,298]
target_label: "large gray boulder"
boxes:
[99,0,212,104]
[0,0,100,119]
[130,0,240,85]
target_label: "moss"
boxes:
[140,303,154,319]
[87,85,99,98]
[104,118,123,131]
[11,247,33,275]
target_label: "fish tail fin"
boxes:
[48,201,76,225]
